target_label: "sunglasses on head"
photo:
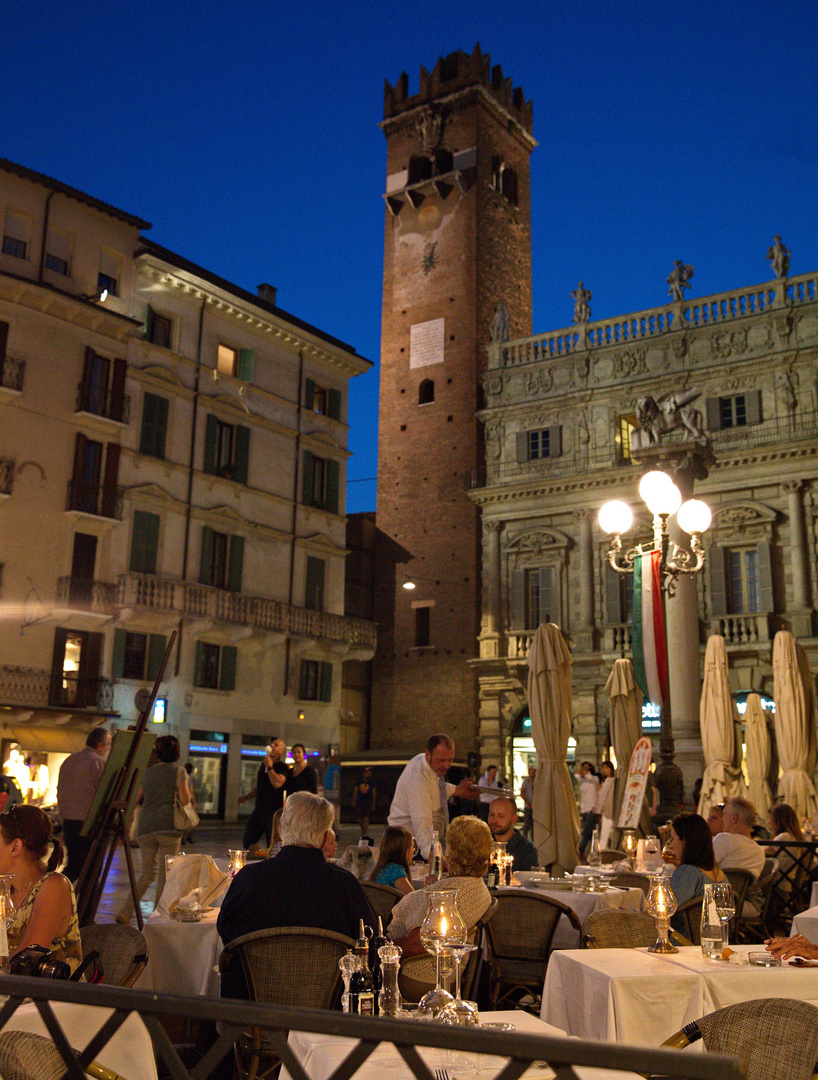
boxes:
[2,803,29,846]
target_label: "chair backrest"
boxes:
[696,998,818,1080]
[674,896,703,945]
[608,872,650,895]
[79,923,148,987]
[724,867,755,916]
[582,908,658,948]
[222,926,354,1009]
[600,848,627,865]
[360,881,403,927]
[486,889,581,966]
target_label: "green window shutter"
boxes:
[227,534,244,592]
[203,414,218,475]
[708,545,728,618]
[112,629,126,678]
[756,540,774,612]
[237,349,254,383]
[146,634,167,681]
[302,450,314,505]
[548,426,562,458]
[130,510,160,574]
[144,304,154,340]
[304,378,315,409]
[319,661,333,702]
[305,557,325,611]
[745,390,762,426]
[325,459,340,514]
[705,398,721,431]
[538,566,556,624]
[603,564,624,625]
[233,425,250,485]
[516,432,528,463]
[510,568,525,629]
[140,393,168,458]
[219,646,237,691]
[194,641,206,687]
[200,525,214,585]
[327,388,342,420]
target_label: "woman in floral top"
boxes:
[0,803,82,973]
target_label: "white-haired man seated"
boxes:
[218,791,374,999]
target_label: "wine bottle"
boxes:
[369,916,386,1015]
[429,830,442,880]
[349,919,375,1015]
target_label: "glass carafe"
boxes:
[700,883,723,959]
[417,890,466,1017]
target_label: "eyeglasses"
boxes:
[2,803,29,846]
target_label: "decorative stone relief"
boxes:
[632,388,707,449]
[777,369,798,412]
[417,107,443,153]
[712,329,748,358]
[483,371,504,397]
[485,420,505,460]
[524,367,554,396]
[710,500,777,542]
[612,347,647,378]
[506,526,571,558]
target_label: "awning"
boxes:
[0,724,87,752]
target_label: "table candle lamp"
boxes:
[622,831,637,869]
[228,850,247,876]
[646,874,678,953]
[417,891,466,1016]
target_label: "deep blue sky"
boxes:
[5,2,817,512]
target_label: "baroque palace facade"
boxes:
[470,261,818,792]
[0,159,373,818]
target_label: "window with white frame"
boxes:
[705,392,761,431]
[516,427,562,463]
[510,566,558,629]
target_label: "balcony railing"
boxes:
[65,480,123,520]
[51,674,114,710]
[56,575,119,612]
[0,457,13,496]
[0,356,24,392]
[118,572,377,648]
[710,612,773,645]
[0,665,114,711]
[75,381,130,423]
[0,665,51,706]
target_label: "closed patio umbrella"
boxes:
[698,635,742,821]
[606,658,651,839]
[744,692,773,821]
[772,630,818,820]
[528,622,580,871]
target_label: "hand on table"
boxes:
[765,934,818,960]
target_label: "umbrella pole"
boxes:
[654,704,685,823]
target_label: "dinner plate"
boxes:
[515,871,552,887]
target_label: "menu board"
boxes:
[617,736,652,830]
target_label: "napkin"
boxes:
[158,854,230,916]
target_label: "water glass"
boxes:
[701,882,723,958]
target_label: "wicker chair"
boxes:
[360,880,404,927]
[0,1030,125,1080]
[582,908,690,949]
[484,890,581,1013]
[600,848,627,865]
[735,857,780,943]
[723,867,754,925]
[219,926,354,1080]
[608,871,650,895]
[398,898,497,1004]
[660,998,818,1080]
[79,923,148,988]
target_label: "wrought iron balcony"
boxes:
[65,480,123,520]
[0,665,114,711]
[75,382,130,424]
[50,674,114,710]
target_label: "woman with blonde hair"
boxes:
[387,816,492,978]
[370,825,414,895]
[766,802,804,890]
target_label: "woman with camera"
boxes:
[0,803,82,973]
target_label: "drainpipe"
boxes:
[38,191,55,283]
[176,297,206,675]
[283,349,305,696]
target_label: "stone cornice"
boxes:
[380,83,538,151]
[0,272,138,343]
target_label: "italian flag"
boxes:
[632,550,667,706]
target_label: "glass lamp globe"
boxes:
[677,499,712,535]
[639,471,681,516]
[598,501,633,535]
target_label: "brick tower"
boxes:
[372,46,535,754]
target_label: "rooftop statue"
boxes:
[571,282,592,324]
[632,388,706,450]
[767,234,790,279]
[490,301,510,343]
[666,261,694,303]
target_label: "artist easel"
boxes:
[75,630,177,930]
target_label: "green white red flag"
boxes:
[632,550,667,706]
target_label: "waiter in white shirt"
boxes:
[387,734,479,860]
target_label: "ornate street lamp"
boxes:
[599,471,712,821]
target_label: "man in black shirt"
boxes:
[238,738,288,850]
[488,795,538,873]
[218,791,374,998]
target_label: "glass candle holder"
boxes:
[417,891,466,1017]
[228,849,247,876]
[646,874,678,953]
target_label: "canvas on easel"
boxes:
[80,728,155,840]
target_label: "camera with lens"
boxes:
[9,944,71,980]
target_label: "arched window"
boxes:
[418,379,435,405]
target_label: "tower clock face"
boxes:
[418,204,440,231]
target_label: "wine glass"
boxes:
[436,943,478,1025]
[712,881,735,947]
[417,892,466,1017]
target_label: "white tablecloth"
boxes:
[142,907,221,997]
[792,903,818,941]
[1,1000,158,1080]
[281,1009,641,1080]
[542,944,818,1045]
[523,885,645,949]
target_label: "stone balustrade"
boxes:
[489,271,818,368]
[709,613,773,645]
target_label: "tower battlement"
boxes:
[384,44,533,134]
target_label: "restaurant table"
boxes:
[517,884,645,949]
[791,903,818,941]
[542,944,818,1046]
[0,1000,158,1080]
[280,1008,642,1080]
[142,906,222,997]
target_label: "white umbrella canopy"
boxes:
[744,692,773,821]
[698,635,742,821]
[528,622,580,871]
[772,630,818,820]
[606,658,651,837]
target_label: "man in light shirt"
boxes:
[574,761,599,858]
[712,796,765,880]
[387,734,479,860]
[477,764,501,820]
[57,726,112,881]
